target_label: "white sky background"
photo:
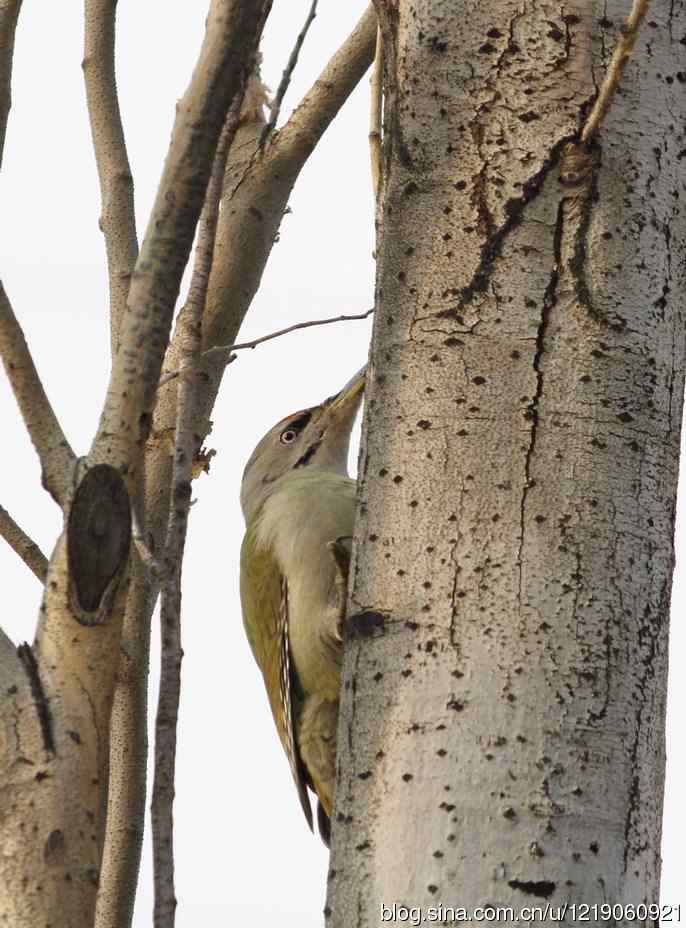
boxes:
[0,3,683,925]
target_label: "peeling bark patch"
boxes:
[138,411,152,443]
[347,611,387,639]
[508,879,556,898]
[17,643,55,754]
[68,463,131,618]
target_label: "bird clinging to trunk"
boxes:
[239,367,365,845]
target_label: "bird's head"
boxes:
[240,366,366,523]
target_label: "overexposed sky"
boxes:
[0,3,682,925]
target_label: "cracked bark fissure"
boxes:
[327,0,685,923]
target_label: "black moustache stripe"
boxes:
[294,439,322,468]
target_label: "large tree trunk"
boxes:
[328,0,685,922]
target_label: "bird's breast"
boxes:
[255,472,357,699]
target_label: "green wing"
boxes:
[240,524,313,831]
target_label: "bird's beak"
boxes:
[327,366,366,419]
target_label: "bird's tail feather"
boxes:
[317,800,331,848]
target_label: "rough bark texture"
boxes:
[328,0,685,923]
[0,519,131,925]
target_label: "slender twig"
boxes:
[369,25,383,201]
[151,109,235,928]
[159,308,374,387]
[83,0,139,356]
[581,0,650,143]
[260,0,318,147]
[0,503,47,582]
[0,282,76,506]
[0,0,23,170]
[275,5,376,162]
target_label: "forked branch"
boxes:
[89,0,272,481]
[83,0,139,356]
[0,282,76,506]
[198,3,376,355]
[275,4,376,164]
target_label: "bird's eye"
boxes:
[280,428,298,445]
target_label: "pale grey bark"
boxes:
[0,500,131,925]
[328,0,685,923]
[0,0,22,167]
[0,3,272,926]
[83,0,139,357]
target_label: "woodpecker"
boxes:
[239,367,365,845]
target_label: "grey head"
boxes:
[240,367,366,524]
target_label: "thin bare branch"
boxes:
[369,25,383,202]
[275,4,376,164]
[0,503,47,581]
[83,0,139,357]
[89,0,272,483]
[159,308,374,387]
[205,306,374,357]
[260,0,318,147]
[0,282,76,506]
[151,108,235,928]
[581,0,650,143]
[0,0,22,170]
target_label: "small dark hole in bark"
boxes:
[347,611,386,639]
[508,879,556,898]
